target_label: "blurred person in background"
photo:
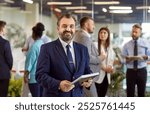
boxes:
[0,20,13,97]
[122,24,150,97]
[21,22,51,97]
[74,17,104,97]
[95,27,115,97]
[23,24,44,97]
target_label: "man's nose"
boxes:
[66,26,71,31]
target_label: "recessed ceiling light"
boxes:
[110,10,133,14]
[23,0,33,4]
[94,1,120,5]
[65,6,86,10]
[109,6,132,10]
[47,2,72,5]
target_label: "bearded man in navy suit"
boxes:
[36,14,92,97]
[0,20,13,97]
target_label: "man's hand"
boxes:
[126,56,133,63]
[142,55,148,60]
[82,79,93,88]
[59,80,74,92]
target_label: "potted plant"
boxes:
[107,46,125,97]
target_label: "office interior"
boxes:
[0,0,150,96]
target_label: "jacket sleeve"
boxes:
[78,36,100,65]
[35,44,61,91]
[4,41,13,70]
[84,47,93,74]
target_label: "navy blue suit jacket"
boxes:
[36,39,92,97]
[0,36,13,79]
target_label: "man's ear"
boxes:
[84,22,88,28]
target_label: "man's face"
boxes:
[131,27,141,40]
[0,26,6,36]
[86,19,95,34]
[57,17,76,43]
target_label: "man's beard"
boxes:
[132,35,138,40]
[88,28,94,34]
[60,31,74,42]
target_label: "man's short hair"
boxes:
[0,20,6,31]
[80,16,93,28]
[57,13,77,26]
[133,24,142,30]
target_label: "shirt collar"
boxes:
[81,29,91,38]
[132,37,140,43]
[0,34,4,38]
[59,37,73,49]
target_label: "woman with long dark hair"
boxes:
[95,27,115,97]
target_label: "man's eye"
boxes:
[62,25,67,28]
[70,25,75,28]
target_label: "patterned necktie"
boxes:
[66,45,75,72]
[134,40,138,69]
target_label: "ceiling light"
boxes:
[94,1,120,5]
[102,8,107,12]
[4,0,14,4]
[109,6,132,10]
[65,6,86,10]
[74,10,93,14]
[54,8,62,13]
[47,2,72,5]
[23,0,33,4]
[148,10,150,13]
[136,6,150,9]
[110,10,133,14]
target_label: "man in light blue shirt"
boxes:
[122,24,150,97]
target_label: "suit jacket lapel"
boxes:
[55,39,73,73]
[73,42,80,73]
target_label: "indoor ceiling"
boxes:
[1,0,150,23]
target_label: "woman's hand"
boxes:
[106,65,114,73]
[102,65,114,73]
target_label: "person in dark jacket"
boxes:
[36,14,92,97]
[0,20,13,97]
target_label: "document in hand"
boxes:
[128,56,144,60]
[72,72,99,84]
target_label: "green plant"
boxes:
[108,70,125,96]
[107,47,126,96]
[8,76,23,97]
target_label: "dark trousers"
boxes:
[28,83,40,97]
[126,67,147,97]
[95,75,108,97]
[0,79,10,97]
[39,86,43,97]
